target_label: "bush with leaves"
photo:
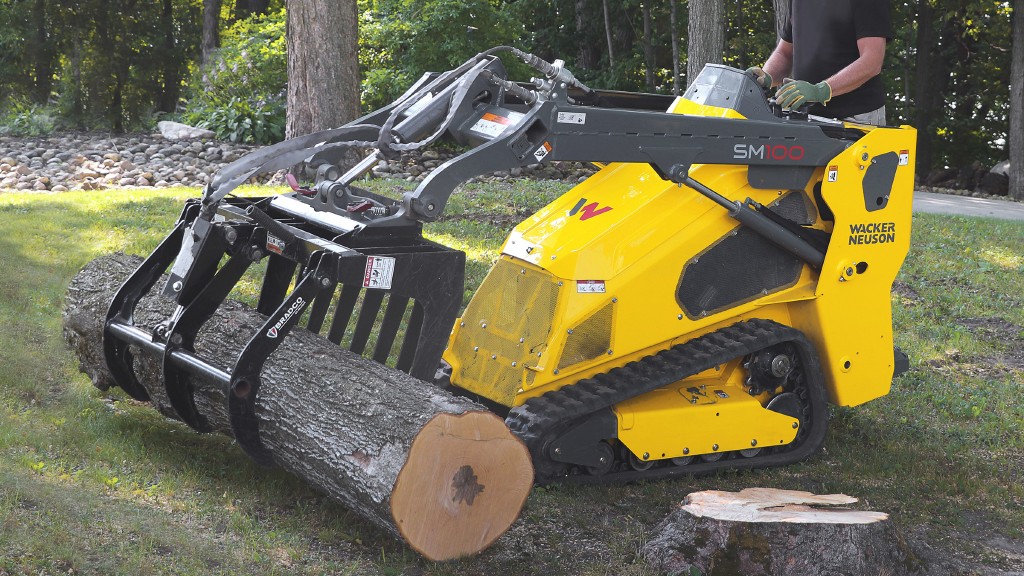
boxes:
[0,100,61,136]
[184,9,287,144]
[358,0,525,110]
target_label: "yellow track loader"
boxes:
[103,47,915,483]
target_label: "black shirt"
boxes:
[781,0,892,119]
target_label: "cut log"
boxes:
[642,488,922,576]
[62,253,533,561]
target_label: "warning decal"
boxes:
[469,111,524,138]
[533,141,552,161]
[899,150,910,166]
[363,256,396,290]
[556,112,587,125]
[576,280,606,294]
[827,165,839,183]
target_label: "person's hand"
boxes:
[776,79,832,109]
[745,66,773,90]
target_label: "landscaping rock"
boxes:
[157,121,216,140]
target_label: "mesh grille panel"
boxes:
[451,258,561,405]
[677,227,802,318]
[558,303,613,370]
[768,190,815,225]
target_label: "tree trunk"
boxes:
[286,0,361,138]
[235,0,271,20]
[642,2,655,91]
[1011,0,1024,200]
[670,0,680,95]
[686,0,724,88]
[30,0,54,104]
[913,0,935,179]
[772,0,789,40]
[159,0,181,113]
[643,488,921,575]
[202,0,222,67]
[602,0,615,70]
[574,0,597,72]
[63,253,534,561]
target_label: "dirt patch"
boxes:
[892,281,922,306]
[956,317,1024,372]
[959,317,1024,342]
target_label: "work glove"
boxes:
[776,78,832,109]
[745,66,773,90]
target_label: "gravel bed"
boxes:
[0,133,597,193]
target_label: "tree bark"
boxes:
[574,0,597,72]
[30,0,54,104]
[286,0,361,138]
[670,0,680,95]
[63,253,534,561]
[642,2,655,91]
[1011,0,1024,200]
[686,0,724,88]
[643,488,922,575]
[772,0,789,40]
[602,0,615,70]
[913,0,935,179]
[201,0,222,67]
[159,0,181,113]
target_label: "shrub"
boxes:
[0,100,61,136]
[184,9,287,144]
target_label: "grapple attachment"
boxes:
[104,196,464,465]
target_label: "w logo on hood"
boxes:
[569,198,612,221]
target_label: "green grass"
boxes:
[0,185,1021,574]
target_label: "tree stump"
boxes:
[62,253,534,561]
[642,488,922,576]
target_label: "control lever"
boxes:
[285,173,316,197]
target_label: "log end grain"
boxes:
[391,410,534,561]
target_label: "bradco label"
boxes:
[267,297,306,338]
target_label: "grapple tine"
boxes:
[103,202,201,401]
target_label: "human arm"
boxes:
[777,36,887,108]
[821,36,886,97]
[761,39,794,88]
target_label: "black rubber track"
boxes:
[505,318,829,484]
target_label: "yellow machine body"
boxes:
[444,95,916,463]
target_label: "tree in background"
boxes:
[0,0,1019,188]
[285,0,360,137]
[686,0,724,87]
[1012,0,1023,200]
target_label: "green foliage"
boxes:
[358,0,524,109]
[184,10,287,144]
[0,100,61,136]
[191,97,285,144]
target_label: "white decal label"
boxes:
[363,256,396,290]
[267,297,306,338]
[899,150,910,166]
[557,112,587,125]
[576,280,606,294]
[827,165,839,183]
[533,142,552,161]
[469,111,525,138]
[266,234,286,255]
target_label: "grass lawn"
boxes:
[0,183,1021,575]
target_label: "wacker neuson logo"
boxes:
[267,297,306,338]
[849,222,897,245]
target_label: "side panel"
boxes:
[790,126,916,407]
